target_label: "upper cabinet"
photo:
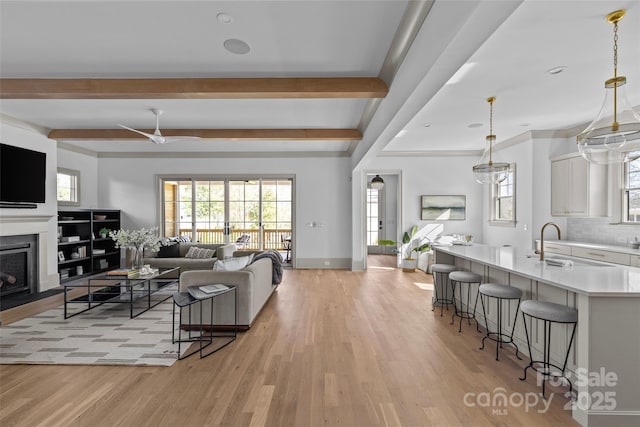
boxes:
[551,154,607,217]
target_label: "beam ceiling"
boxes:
[48,128,362,141]
[0,77,388,99]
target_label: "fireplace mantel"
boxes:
[0,214,59,291]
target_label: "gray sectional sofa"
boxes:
[179,255,276,329]
[143,242,237,279]
[145,242,278,329]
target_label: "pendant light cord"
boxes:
[613,20,618,125]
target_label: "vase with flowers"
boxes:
[109,227,163,271]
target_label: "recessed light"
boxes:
[217,13,233,24]
[468,123,483,128]
[223,38,251,55]
[520,123,531,127]
[395,129,407,138]
[546,66,567,75]
[423,123,432,128]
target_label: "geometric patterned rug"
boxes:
[0,299,188,366]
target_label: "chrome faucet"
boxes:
[535,222,561,261]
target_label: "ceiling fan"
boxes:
[119,109,200,144]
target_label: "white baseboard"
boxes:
[295,258,351,269]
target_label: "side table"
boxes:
[172,284,237,360]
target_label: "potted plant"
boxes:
[98,227,110,239]
[380,225,431,272]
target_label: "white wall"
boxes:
[57,148,99,208]
[353,155,483,269]
[0,122,59,289]
[96,156,352,268]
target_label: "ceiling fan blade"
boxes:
[118,124,155,139]
[162,136,202,143]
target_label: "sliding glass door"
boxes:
[161,177,292,252]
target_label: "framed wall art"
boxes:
[421,195,466,220]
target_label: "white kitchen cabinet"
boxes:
[571,246,630,265]
[543,242,571,255]
[550,154,607,217]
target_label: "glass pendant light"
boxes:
[473,97,510,184]
[370,174,384,190]
[576,9,640,164]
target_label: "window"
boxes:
[366,188,380,245]
[490,165,515,224]
[623,155,640,222]
[57,168,80,205]
[160,177,292,251]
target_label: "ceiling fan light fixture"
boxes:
[576,9,640,164]
[472,97,510,184]
[370,174,384,190]
[119,109,201,145]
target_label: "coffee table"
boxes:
[64,267,180,319]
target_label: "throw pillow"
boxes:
[213,254,254,271]
[157,243,180,258]
[184,246,216,259]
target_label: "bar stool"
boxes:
[478,283,522,361]
[448,271,482,332]
[519,300,578,398]
[430,264,456,317]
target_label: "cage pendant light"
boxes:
[576,9,640,164]
[473,97,510,184]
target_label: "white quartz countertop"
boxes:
[433,244,640,297]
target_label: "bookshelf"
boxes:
[57,209,121,282]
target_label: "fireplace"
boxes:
[0,234,38,298]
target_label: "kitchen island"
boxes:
[434,244,640,427]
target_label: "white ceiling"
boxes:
[1,0,639,158]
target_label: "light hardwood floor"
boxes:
[1,255,577,426]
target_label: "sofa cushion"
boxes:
[215,243,237,260]
[185,246,216,259]
[213,254,254,271]
[178,243,222,257]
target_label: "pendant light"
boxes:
[576,9,640,164]
[472,97,510,184]
[370,174,384,190]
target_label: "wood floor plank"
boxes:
[0,255,578,426]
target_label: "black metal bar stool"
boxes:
[519,300,578,398]
[430,264,456,317]
[478,283,522,361]
[448,270,482,332]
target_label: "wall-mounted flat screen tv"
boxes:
[0,143,46,204]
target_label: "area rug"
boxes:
[0,299,188,366]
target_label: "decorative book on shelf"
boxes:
[187,284,230,299]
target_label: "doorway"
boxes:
[365,172,400,267]
[160,177,293,261]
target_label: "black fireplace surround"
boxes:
[0,234,38,299]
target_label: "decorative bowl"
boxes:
[94,215,107,220]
